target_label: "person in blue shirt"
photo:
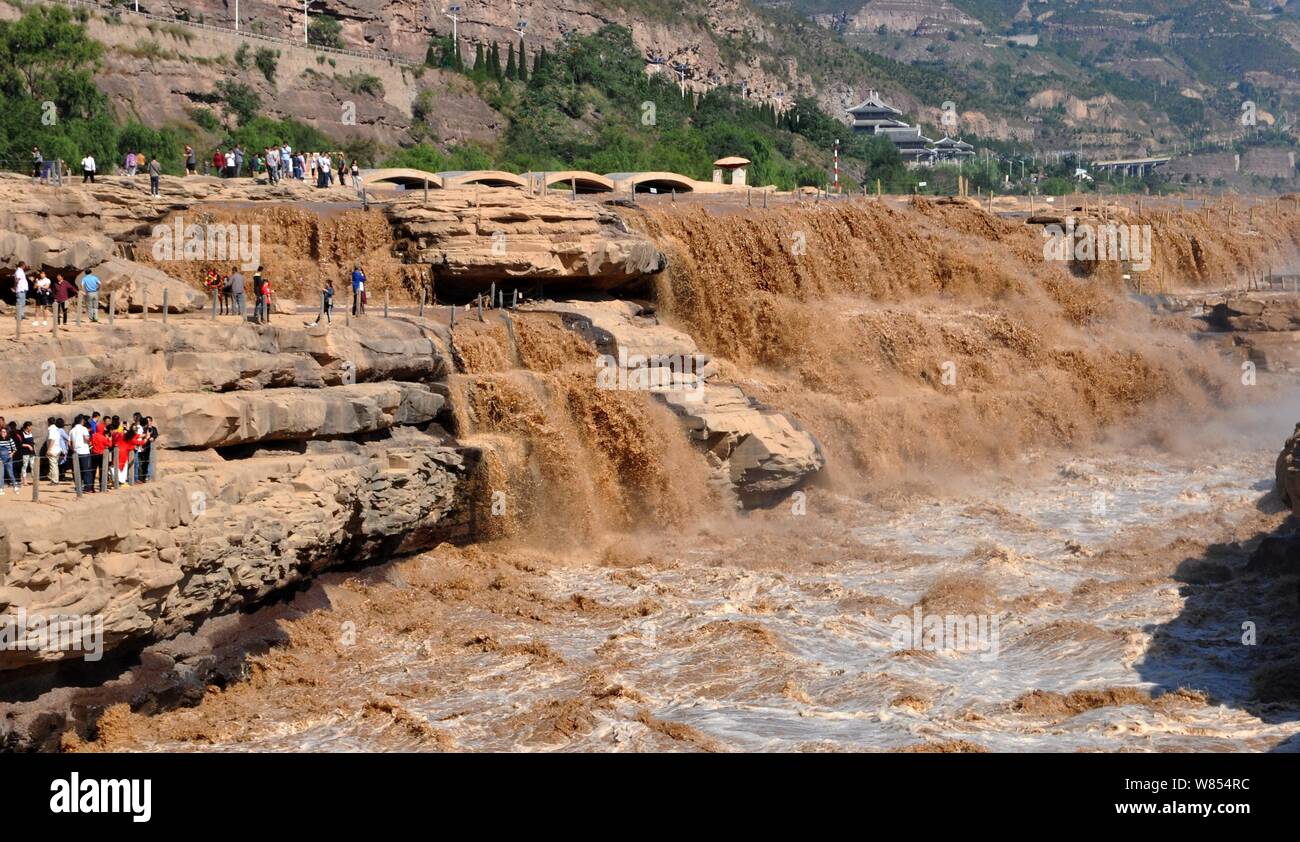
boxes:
[81,271,101,322]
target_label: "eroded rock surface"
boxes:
[528,299,824,504]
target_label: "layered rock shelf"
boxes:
[0,315,475,672]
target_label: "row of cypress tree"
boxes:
[430,36,548,83]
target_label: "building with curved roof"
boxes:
[526,171,616,194]
[360,168,444,189]
[439,170,528,189]
[605,172,697,194]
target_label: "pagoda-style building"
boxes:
[931,135,976,162]
[847,91,909,133]
[848,91,971,166]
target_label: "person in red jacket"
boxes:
[259,274,272,323]
[213,149,225,177]
[111,422,136,485]
[89,424,110,491]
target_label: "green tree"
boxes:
[307,16,342,49]
[254,48,278,83]
[215,80,260,126]
[0,6,115,169]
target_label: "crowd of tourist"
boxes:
[32,142,357,194]
[0,413,159,496]
[201,266,274,322]
[208,141,360,189]
[7,261,87,327]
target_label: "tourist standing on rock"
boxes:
[228,268,245,318]
[213,149,225,177]
[31,146,43,180]
[71,415,92,493]
[17,422,34,487]
[351,265,366,316]
[184,144,196,176]
[32,271,52,327]
[142,416,158,482]
[221,271,235,316]
[114,422,136,486]
[80,153,96,183]
[80,270,100,322]
[58,418,70,480]
[214,270,232,315]
[0,426,17,494]
[130,413,147,484]
[317,154,331,188]
[89,420,109,491]
[124,151,136,177]
[321,280,335,324]
[234,146,245,178]
[45,417,63,484]
[252,266,266,323]
[53,273,74,325]
[148,155,162,197]
[259,272,273,323]
[12,261,28,323]
[350,160,360,187]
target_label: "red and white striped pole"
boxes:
[833,139,840,194]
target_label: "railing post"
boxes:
[142,287,148,320]
[72,448,82,499]
[108,292,115,324]
[162,288,169,323]
[384,289,389,318]
[100,450,109,493]
[31,439,40,502]
[15,302,20,340]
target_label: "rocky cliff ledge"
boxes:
[0,316,479,673]
[0,173,666,306]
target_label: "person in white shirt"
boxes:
[46,417,64,484]
[12,262,28,323]
[33,271,52,326]
[70,416,91,493]
[81,154,96,183]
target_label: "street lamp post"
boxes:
[672,62,687,98]
[446,4,461,47]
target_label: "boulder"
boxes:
[388,189,666,298]
[90,257,208,313]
